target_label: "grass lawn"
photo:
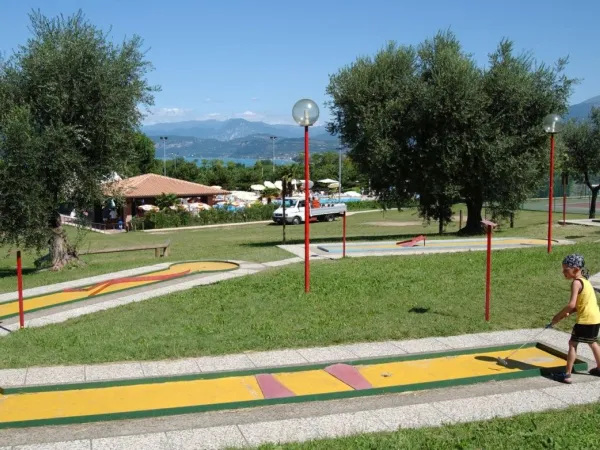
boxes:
[245,403,600,450]
[0,207,594,294]
[2,232,600,368]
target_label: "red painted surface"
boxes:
[324,363,372,390]
[304,125,310,293]
[63,270,191,297]
[17,251,24,329]
[396,235,426,247]
[255,374,296,399]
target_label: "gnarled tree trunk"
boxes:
[48,212,78,271]
[462,197,484,234]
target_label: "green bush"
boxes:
[345,200,381,211]
[137,203,277,230]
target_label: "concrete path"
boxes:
[0,328,598,449]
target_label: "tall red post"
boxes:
[481,220,497,322]
[562,173,567,226]
[547,134,555,253]
[304,126,310,293]
[342,211,347,258]
[17,250,24,329]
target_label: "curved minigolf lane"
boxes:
[0,343,586,429]
[0,261,238,321]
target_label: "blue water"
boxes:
[184,157,292,167]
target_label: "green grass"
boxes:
[2,234,599,368]
[0,207,593,294]
[245,403,600,450]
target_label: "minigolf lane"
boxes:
[0,261,238,321]
[0,343,586,429]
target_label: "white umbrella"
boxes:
[264,181,277,189]
[344,191,361,197]
[138,204,158,211]
[318,178,338,184]
[251,184,265,191]
[300,180,314,189]
[328,182,340,189]
[274,180,283,190]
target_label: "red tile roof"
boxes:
[105,174,230,198]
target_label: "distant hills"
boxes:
[566,95,600,120]
[144,96,600,160]
[143,118,338,160]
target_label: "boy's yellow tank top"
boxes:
[575,278,600,325]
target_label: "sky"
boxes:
[1,0,599,125]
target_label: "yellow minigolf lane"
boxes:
[0,261,238,320]
[0,345,572,428]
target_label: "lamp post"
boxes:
[270,136,277,174]
[543,114,563,253]
[159,136,168,176]
[292,99,320,293]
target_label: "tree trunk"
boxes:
[590,187,600,219]
[462,197,484,234]
[48,213,78,271]
[438,216,443,235]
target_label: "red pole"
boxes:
[304,125,310,293]
[342,211,347,258]
[485,226,492,322]
[548,134,555,253]
[562,174,566,226]
[17,250,24,329]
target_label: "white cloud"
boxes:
[241,111,257,116]
[207,112,221,117]
[251,97,260,101]
[204,97,212,103]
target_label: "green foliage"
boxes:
[123,133,159,176]
[326,31,576,232]
[561,108,600,217]
[0,10,157,254]
[155,193,180,210]
[140,203,277,229]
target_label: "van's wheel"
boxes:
[292,216,301,225]
[326,215,334,222]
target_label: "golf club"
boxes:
[496,323,553,366]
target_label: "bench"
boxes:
[80,240,171,258]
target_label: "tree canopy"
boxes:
[0,10,158,269]
[562,108,600,218]
[326,31,575,232]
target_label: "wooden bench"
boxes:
[80,240,171,258]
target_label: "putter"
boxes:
[496,323,552,367]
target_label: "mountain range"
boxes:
[144,96,600,160]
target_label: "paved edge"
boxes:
[1,328,598,449]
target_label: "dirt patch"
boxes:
[365,221,422,227]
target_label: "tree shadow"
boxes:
[409,307,430,314]
[0,268,38,279]
[475,355,564,379]
[565,236,586,239]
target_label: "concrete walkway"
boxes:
[0,328,598,449]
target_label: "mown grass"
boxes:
[247,403,600,450]
[0,207,593,294]
[1,236,598,368]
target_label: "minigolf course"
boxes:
[0,261,238,321]
[0,342,586,429]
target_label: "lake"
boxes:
[184,157,293,167]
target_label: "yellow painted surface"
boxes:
[358,347,563,388]
[0,261,237,319]
[273,370,354,396]
[0,375,262,423]
[0,346,566,426]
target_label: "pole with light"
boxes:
[159,136,168,176]
[292,99,320,293]
[270,136,277,173]
[543,114,563,253]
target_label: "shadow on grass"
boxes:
[0,268,38,280]
[242,232,461,248]
[409,307,430,314]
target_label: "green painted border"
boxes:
[0,342,587,429]
[0,260,240,321]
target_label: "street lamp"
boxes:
[292,98,320,293]
[159,136,168,176]
[270,136,277,173]
[543,113,563,253]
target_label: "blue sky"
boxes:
[2,0,599,125]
